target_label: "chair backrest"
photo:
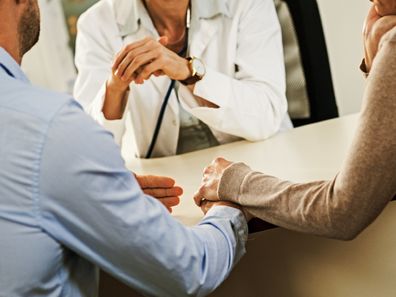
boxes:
[276,0,339,127]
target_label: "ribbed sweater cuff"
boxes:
[218,162,252,204]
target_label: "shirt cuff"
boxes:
[218,162,253,204]
[201,205,248,255]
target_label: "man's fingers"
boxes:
[143,186,183,198]
[136,175,176,188]
[157,196,180,208]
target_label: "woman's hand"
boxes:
[135,174,183,213]
[112,36,191,85]
[363,5,396,73]
[193,157,234,205]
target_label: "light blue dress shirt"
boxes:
[0,47,247,297]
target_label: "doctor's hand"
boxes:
[112,36,191,85]
[135,174,183,213]
[193,157,234,205]
[363,6,396,73]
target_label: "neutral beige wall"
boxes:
[316,0,371,115]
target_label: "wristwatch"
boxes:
[180,56,206,85]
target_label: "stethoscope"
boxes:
[145,34,189,158]
[143,8,191,159]
[0,63,15,78]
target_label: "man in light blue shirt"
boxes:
[0,1,248,296]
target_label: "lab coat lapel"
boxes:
[189,17,221,59]
[189,0,228,57]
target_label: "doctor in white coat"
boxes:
[74,0,292,158]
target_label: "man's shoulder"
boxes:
[0,78,82,124]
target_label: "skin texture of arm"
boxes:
[217,27,396,240]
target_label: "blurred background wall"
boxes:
[21,0,371,116]
[317,0,371,115]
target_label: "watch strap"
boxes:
[180,57,204,85]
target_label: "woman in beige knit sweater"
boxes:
[194,0,396,240]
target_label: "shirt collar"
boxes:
[0,47,29,83]
[110,0,230,36]
[193,0,229,19]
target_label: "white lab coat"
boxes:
[74,0,292,158]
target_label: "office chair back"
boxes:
[276,0,339,127]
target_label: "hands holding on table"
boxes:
[135,162,250,220]
[194,158,253,221]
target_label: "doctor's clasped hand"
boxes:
[104,36,192,121]
[112,37,191,85]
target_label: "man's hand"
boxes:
[193,157,234,206]
[135,174,183,213]
[363,6,396,72]
[112,36,191,85]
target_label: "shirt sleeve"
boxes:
[218,29,396,240]
[73,12,127,146]
[37,99,247,297]
[178,0,289,141]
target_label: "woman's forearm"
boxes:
[102,79,129,120]
[219,29,396,240]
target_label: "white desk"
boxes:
[127,114,358,226]
[101,114,396,297]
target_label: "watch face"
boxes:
[192,58,206,77]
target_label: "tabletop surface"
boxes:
[126,114,359,226]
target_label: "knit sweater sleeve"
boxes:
[218,28,396,240]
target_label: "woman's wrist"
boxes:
[103,79,129,120]
[106,77,130,95]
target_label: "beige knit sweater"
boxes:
[219,28,396,240]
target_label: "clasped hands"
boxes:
[108,36,190,92]
[193,158,252,221]
[136,158,251,221]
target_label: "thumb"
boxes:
[158,36,169,46]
